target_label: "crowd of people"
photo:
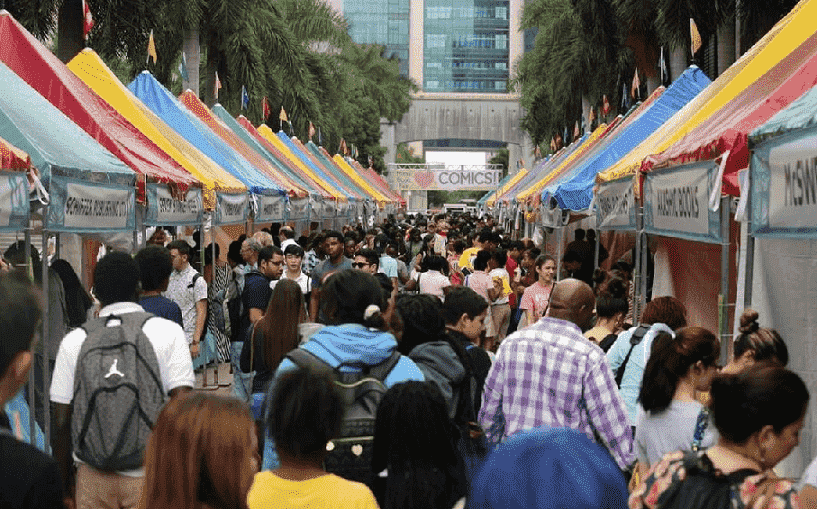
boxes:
[0,212,814,509]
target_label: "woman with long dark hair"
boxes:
[51,259,93,328]
[584,276,628,351]
[635,328,720,470]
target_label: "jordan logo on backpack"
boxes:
[104,359,125,379]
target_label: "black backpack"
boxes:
[614,325,649,387]
[286,348,401,488]
[71,313,166,471]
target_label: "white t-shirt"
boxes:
[634,400,719,466]
[50,301,195,475]
[284,271,311,295]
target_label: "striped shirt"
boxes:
[478,316,634,470]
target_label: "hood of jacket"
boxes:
[305,323,398,369]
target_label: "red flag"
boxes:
[308,122,316,141]
[550,137,557,152]
[262,97,270,120]
[602,94,611,116]
[339,138,348,156]
[631,68,640,99]
[82,0,94,40]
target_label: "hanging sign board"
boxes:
[323,200,336,219]
[0,172,29,232]
[752,129,817,237]
[393,166,503,191]
[595,177,636,230]
[49,177,135,232]
[145,184,203,226]
[289,197,309,220]
[539,204,565,228]
[643,162,722,243]
[256,194,286,222]
[215,192,248,225]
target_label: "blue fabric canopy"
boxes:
[274,132,354,199]
[550,66,711,211]
[129,72,283,196]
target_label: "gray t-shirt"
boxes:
[635,400,719,466]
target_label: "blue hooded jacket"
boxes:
[262,323,424,469]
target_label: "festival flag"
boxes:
[573,121,580,140]
[339,138,348,156]
[262,96,271,120]
[534,144,542,160]
[555,132,563,150]
[308,122,316,141]
[622,81,628,108]
[147,30,157,64]
[279,107,288,123]
[563,126,570,146]
[550,137,557,152]
[690,18,702,56]
[602,94,611,116]
[178,51,189,82]
[631,68,640,99]
[588,107,595,126]
[82,0,94,40]
[659,46,668,82]
[241,85,249,110]
[214,71,221,100]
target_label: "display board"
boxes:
[145,184,203,226]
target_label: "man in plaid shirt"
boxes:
[478,278,634,470]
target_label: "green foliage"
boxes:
[489,148,509,177]
[396,143,425,164]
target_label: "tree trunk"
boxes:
[670,44,686,82]
[56,0,83,63]
[717,16,737,77]
[182,29,200,96]
[581,95,590,134]
[204,40,218,107]
[645,75,659,95]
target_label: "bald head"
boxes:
[546,278,596,331]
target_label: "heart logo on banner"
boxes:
[413,170,435,188]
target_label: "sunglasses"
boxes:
[352,262,370,269]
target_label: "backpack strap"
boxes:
[691,406,711,452]
[366,350,401,383]
[188,273,201,289]
[614,325,649,387]
[286,347,332,374]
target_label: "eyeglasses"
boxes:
[352,262,370,269]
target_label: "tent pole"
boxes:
[41,230,51,448]
[744,170,755,309]
[54,233,60,260]
[594,235,600,271]
[640,232,648,320]
[633,204,643,324]
[25,227,35,443]
[719,195,731,364]
[556,227,563,281]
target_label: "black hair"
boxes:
[324,230,344,243]
[491,249,507,267]
[441,286,488,325]
[394,294,446,355]
[320,270,387,329]
[473,250,491,271]
[509,240,525,252]
[134,246,174,293]
[268,366,343,460]
[574,228,586,241]
[639,328,720,413]
[357,248,380,269]
[523,247,541,260]
[166,239,191,258]
[258,245,283,264]
[711,365,809,444]
[0,273,42,378]
[586,229,597,241]
[595,277,629,318]
[477,229,495,244]
[421,255,449,275]
[283,243,305,258]
[227,240,243,266]
[733,309,788,366]
[280,226,295,239]
[562,251,582,264]
[372,382,464,509]
[4,241,43,284]
[51,259,93,328]
[94,251,140,306]
[203,243,220,267]
[452,240,466,255]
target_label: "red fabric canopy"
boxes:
[644,30,817,196]
[0,12,198,201]
[0,136,30,170]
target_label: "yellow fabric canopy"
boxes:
[68,49,246,208]
[517,124,608,202]
[332,155,390,204]
[597,0,813,183]
[487,168,528,207]
[256,125,346,201]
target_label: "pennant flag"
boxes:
[622,82,628,108]
[279,107,288,123]
[308,122,316,141]
[241,85,249,110]
[262,96,271,120]
[339,138,348,156]
[602,94,611,116]
[214,71,222,100]
[178,51,189,82]
[318,127,322,146]
[659,46,668,82]
[534,144,542,159]
[82,0,94,40]
[690,18,702,56]
[588,107,595,126]
[550,137,557,152]
[147,30,157,64]
[573,121,580,140]
[631,68,640,99]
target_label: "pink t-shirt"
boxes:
[415,270,451,299]
[466,271,492,302]
[519,282,553,322]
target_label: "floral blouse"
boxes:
[629,450,799,509]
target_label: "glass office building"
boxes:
[344,0,410,77]
[424,0,510,93]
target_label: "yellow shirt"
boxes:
[247,471,379,509]
[458,247,480,272]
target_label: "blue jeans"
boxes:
[230,342,254,403]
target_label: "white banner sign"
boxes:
[217,193,248,225]
[64,182,131,229]
[767,136,817,229]
[394,168,503,191]
[323,200,336,218]
[596,178,635,230]
[0,175,14,227]
[154,186,202,224]
[644,164,711,237]
[290,198,309,220]
[256,194,285,222]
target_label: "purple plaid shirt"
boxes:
[478,316,635,470]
